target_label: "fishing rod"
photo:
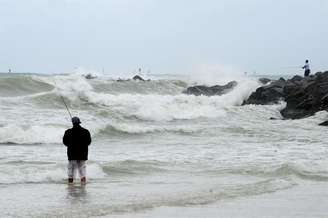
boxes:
[277,66,302,69]
[53,79,73,120]
[244,66,303,75]
[60,95,73,119]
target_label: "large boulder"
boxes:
[258,78,271,85]
[132,75,145,81]
[84,74,97,79]
[183,81,238,96]
[243,78,286,105]
[281,72,328,119]
[319,120,328,126]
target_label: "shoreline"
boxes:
[109,181,328,218]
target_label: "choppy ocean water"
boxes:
[1,72,328,217]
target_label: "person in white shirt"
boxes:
[302,60,311,77]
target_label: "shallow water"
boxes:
[1,73,328,217]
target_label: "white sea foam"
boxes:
[77,78,259,122]
[108,122,202,134]
[186,63,245,86]
[33,73,94,102]
[0,162,106,184]
[0,124,63,144]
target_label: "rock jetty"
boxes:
[244,72,328,119]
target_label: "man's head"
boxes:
[305,60,309,63]
[71,116,81,126]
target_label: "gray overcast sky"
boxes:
[0,0,327,74]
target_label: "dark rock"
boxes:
[258,78,271,85]
[280,71,328,119]
[133,75,145,81]
[183,81,237,96]
[244,71,328,119]
[289,75,303,83]
[243,79,286,105]
[85,74,97,79]
[319,120,328,126]
[117,78,131,82]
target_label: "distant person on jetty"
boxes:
[63,117,91,184]
[302,60,311,77]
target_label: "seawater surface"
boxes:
[1,72,328,217]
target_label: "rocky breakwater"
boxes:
[183,81,238,96]
[244,71,328,119]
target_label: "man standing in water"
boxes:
[63,117,91,184]
[302,59,311,77]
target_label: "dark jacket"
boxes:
[63,125,91,160]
